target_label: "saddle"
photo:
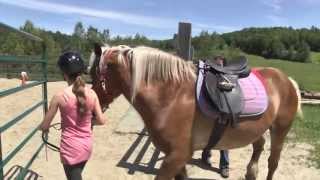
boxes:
[206,56,250,77]
[197,57,268,151]
[204,56,250,126]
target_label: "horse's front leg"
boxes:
[155,149,190,180]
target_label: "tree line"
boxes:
[0,20,176,80]
[1,21,320,77]
[221,27,320,62]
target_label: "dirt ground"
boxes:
[1,78,320,180]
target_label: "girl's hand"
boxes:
[40,94,59,132]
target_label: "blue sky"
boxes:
[0,0,320,39]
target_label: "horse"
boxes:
[88,44,302,180]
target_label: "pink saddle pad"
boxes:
[238,69,268,117]
[196,61,268,118]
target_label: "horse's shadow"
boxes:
[116,128,220,180]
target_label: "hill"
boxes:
[246,54,320,91]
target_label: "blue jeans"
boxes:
[219,150,229,168]
[202,149,229,169]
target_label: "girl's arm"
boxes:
[40,94,59,131]
[92,91,107,125]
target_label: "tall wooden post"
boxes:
[177,22,192,61]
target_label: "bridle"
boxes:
[93,55,114,112]
[93,45,133,112]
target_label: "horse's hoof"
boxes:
[201,157,211,167]
[220,167,229,178]
[175,174,187,180]
[201,158,212,167]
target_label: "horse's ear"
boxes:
[104,48,120,62]
[118,45,132,58]
[94,43,102,56]
[122,48,131,58]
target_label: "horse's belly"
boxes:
[192,115,271,151]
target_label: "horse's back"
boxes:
[191,67,299,151]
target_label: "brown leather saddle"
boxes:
[204,56,250,126]
[201,56,251,152]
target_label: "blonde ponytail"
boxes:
[72,76,87,117]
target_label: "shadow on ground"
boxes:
[116,128,221,180]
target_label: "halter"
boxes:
[94,52,115,111]
[93,45,133,111]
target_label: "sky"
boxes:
[0,0,320,40]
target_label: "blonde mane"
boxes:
[119,46,196,101]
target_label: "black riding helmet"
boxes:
[57,51,85,76]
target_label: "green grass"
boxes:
[292,105,320,168]
[311,51,320,64]
[246,54,320,91]
[208,49,320,91]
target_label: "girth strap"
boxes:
[203,115,227,152]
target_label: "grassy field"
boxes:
[292,105,320,168]
[208,49,320,91]
[246,54,320,91]
[311,51,320,64]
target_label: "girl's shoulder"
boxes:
[54,86,73,102]
[85,86,97,97]
[82,86,97,105]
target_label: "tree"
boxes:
[87,26,100,42]
[296,41,311,62]
[102,29,110,42]
[73,22,85,39]
[22,20,35,33]
[287,45,296,61]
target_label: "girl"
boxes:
[40,51,106,180]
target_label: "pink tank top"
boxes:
[59,86,95,165]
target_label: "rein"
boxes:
[42,123,61,152]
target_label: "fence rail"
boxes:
[0,22,43,42]
[0,22,48,180]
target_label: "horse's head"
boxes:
[89,43,132,110]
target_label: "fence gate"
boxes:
[0,22,48,179]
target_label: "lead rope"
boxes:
[42,123,61,153]
[45,140,48,161]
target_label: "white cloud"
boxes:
[261,0,289,25]
[0,0,238,35]
[261,0,284,12]
[0,0,176,29]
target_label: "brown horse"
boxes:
[89,45,302,180]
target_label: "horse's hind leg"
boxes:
[245,136,266,180]
[266,125,291,180]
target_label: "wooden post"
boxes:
[177,22,192,61]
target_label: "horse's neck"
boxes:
[127,82,182,119]
[114,65,133,100]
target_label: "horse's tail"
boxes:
[288,77,304,119]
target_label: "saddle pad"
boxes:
[238,69,268,117]
[196,61,268,118]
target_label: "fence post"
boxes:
[42,42,48,112]
[0,133,3,179]
[177,22,192,61]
